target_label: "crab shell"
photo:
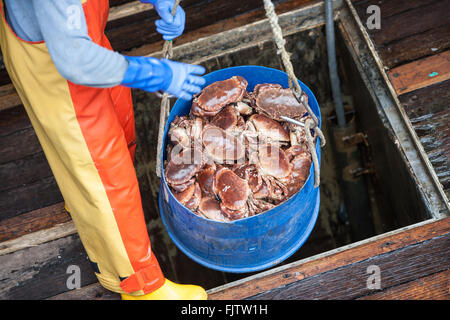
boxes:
[165,147,204,186]
[196,164,216,197]
[214,167,250,212]
[247,196,275,216]
[183,182,202,210]
[198,196,230,222]
[210,105,239,131]
[173,182,201,209]
[247,114,290,143]
[285,153,312,196]
[191,76,248,116]
[253,83,308,121]
[170,177,195,193]
[220,205,248,221]
[256,144,292,180]
[233,163,263,194]
[202,124,245,162]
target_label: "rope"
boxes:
[263,0,326,187]
[156,0,182,178]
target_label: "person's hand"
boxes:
[121,56,205,101]
[161,59,205,100]
[141,0,185,40]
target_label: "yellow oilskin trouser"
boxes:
[0,0,206,299]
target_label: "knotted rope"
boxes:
[156,0,182,178]
[263,0,326,187]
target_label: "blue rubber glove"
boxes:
[141,0,186,40]
[121,56,206,100]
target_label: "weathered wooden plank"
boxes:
[352,0,450,68]
[106,0,274,53]
[0,221,76,256]
[0,202,70,242]
[358,269,450,300]
[0,176,63,221]
[398,79,450,196]
[368,0,450,46]
[127,0,320,56]
[0,84,22,112]
[354,0,439,20]
[249,231,450,299]
[399,79,450,119]
[148,1,331,65]
[50,219,450,300]
[376,23,450,69]
[410,110,450,195]
[0,152,53,192]
[208,218,450,299]
[0,233,97,300]
[388,50,450,95]
[107,1,152,23]
[110,0,137,7]
[0,127,41,164]
[0,105,30,137]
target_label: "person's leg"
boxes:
[109,85,137,161]
[21,78,164,295]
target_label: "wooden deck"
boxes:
[353,0,450,199]
[48,216,449,300]
[0,0,449,300]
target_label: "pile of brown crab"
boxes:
[164,76,317,222]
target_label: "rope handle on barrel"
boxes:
[156,0,182,178]
[263,0,326,188]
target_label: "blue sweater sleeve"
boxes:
[31,0,128,88]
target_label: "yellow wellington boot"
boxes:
[121,279,207,300]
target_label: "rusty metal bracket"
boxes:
[342,132,369,147]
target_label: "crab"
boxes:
[197,196,230,222]
[168,116,205,151]
[248,144,292,202]
[165,147,204,192]
[201,124,246,163]
[196,163,216,197]
[173,182,202,210]
[285,152,312,196]
[210,105,246,133]
[191,76,248,117]
[232,163,278,214]
[282,145,311,194]
[252,83,308,121]
[213,167,251,220]
[245,113,290,145]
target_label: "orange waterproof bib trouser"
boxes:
[0,0,164,295]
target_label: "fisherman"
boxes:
[0,0,207,300]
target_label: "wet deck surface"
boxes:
[0,0,448,300]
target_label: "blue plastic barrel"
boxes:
[159,66,321,273]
